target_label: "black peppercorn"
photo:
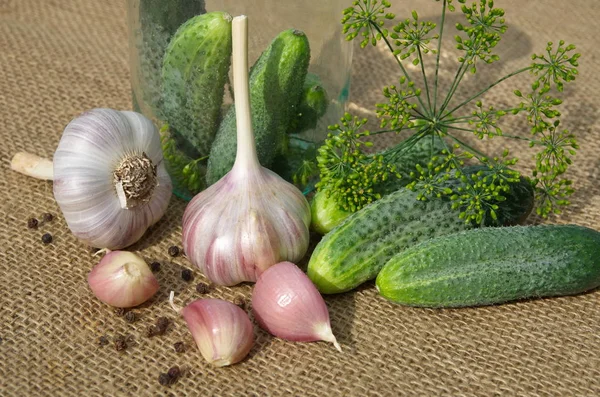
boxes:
[114,307,127,317]
[233,296,246,310]
[98,336,109,346]
[27,218,39,229]
[158,373,171,386]
[174,342,185,353]
[167,366,181,380]
[147,317,170,337]
[181,269,193,282]
[145,325,159,338]
[124,311,136,323]
[150,261,161,272]
[41,233,52,244]
[156,317,170,330]
[114,336,127,351]
[168,245,180,257]
[42,213,54,222]
[195,282,210,294]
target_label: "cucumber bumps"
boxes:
[162,12,233,158]
[307,170,534,294]
[206,29,310,185]
[377,225,600,307]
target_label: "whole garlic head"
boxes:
[53,109,172,249]
[182,16,311,286]
[183,166,311,286]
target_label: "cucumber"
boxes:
[160,125,206,198]
[288,73,329,134]
[162,12,233,158]
[310,189,352,235]
[137,0,206,114]
[307,169,534,294]
[310,136,447,235]
[376,225,600,307]
[206,29,311,185]
[271,139,318,188]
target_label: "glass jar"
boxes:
[127,0,352,200]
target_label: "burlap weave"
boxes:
[1,0,599,396]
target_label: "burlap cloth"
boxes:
[1,0,599,396]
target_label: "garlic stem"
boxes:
[231,15,259,170]
[10,152,54,180]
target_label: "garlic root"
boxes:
[10,152,54,180]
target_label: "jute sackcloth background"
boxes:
[1,0,599,396]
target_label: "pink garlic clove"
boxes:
[252,261,341,352]
[170,292,254,367]
[87,250,159,308]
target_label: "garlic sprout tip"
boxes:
[169,291,182,313]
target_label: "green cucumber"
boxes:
[206,29,311,185]
[162,12,233,158]
[307,168,534,294]
[309,136,447,235]
[160,125,206,197]
[310,189,352,235]
[271,139,319,188]
[288,73,329,134]
[137,0,206,114]
[377,225,600,307]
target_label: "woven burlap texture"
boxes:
[1,0,599,396]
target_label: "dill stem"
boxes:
[442,66,532,120]
[438,55,473,117]
[432,0,447,114]
[417,46,433,112]
[374,24,431,117]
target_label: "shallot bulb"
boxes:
[11,109,172,250]
[88,250,159,308]
[182,15,310,286]
[169,292,254,367]
[252,261,341,352]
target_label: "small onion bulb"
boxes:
[52,109,171,249]
[88,250,159,308]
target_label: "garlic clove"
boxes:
[181,15,311,286]
[251,261,341,352]
[87,250,159,308]
[170,292,254,367]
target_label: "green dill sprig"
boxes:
[317,0,581,222]
[315,114,400,212]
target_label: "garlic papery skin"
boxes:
[53,108,172,249]
[170,292,254,367]
[252,261,341,352]
[87,250,159,308]
[181,15,311,286]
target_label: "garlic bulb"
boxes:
[252,261,341,352]
[52,109,172,249]
[182,16,311,286]
[169,292,254,367]
[88,250,159,308]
